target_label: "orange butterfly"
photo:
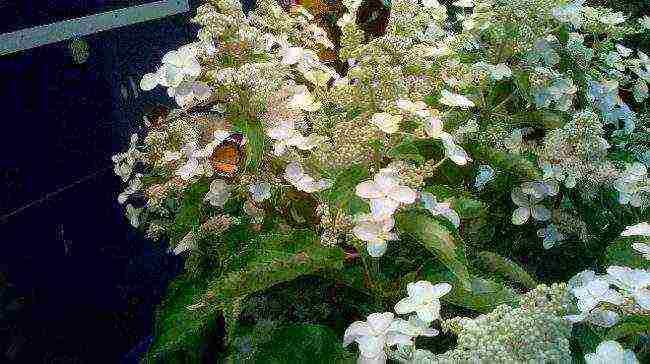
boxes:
[209,133,245,178]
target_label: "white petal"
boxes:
[586,309,619,328]
[140,72,160,91]
[415,305,438,323]
[621,222,650,237]
[282,47,304,65]
[512,207,531,225]
[431,282,452,298]
[344,321,371,346]
[385,332,412,346]
[389,186,417,204]
[633,289,650,310]
[366,312,394,334]
[394,298,418,315]
[367,241,388,257]
[355,181,384,199]
[370,198,400,220]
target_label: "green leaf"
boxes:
[470,145,542,181]
[396,210,471,290]
[388,138,425,164]
[450,197,487,220]
[148,232,346,362]
[241,120,265,172]
[606,316,650,341]
[327,165,370,216]
[606,239,650,270]
[476,251,537,289]
[423,270,518,313]
[147,273,218,363]
[248,323,355,363]
[168,179,210,245]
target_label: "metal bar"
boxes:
[0,0,190,56]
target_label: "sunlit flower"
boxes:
[371,112,402,134]
[266,119,326,156]
[390,315,439,338]
[396,99,428,114]
[284,161,332,193]
[510,186,551,225]
[599,12,626,26]
[204,179,231,207]
[621,222,650,237]
[141,46,201,91]
[343,313,410,364]
[287,86,322,112]
[552,0,585,28]
[249,181,271,202]
[565,307,620,328]
[355,169,417,220]
[441,138,472,166]
[606,266,650,310]
[439,90,475,109]
[584,341,639,364]
[420,192,460,228]
[337,13,355,28]
[394,280,452,323]
[352,214,398,257]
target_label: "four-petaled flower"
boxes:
[284,161,332,193]
[352,214,398,257]
[141,46,201,91]
[204,179,231,207]
[584,341,639,364]
[249,181,271,202]
[370,112,402,134]
[343,313,410,364]
[511,186,551,225]
[606,266,650,310]
[394,280,452,323]
[355,169,417,220]
[420,192,460,228]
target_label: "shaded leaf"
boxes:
[476,251,537,289]
[396,210,471,290]
[606,239,650,270]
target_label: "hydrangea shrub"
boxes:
[113,0,650,362]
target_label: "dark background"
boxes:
[0,1,204,362]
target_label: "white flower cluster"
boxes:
[564,263,650,328]
[406,283,573,363]
[344,280,451,364]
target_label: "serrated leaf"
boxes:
[148,232,346,362]
[233,323,356,363]
[168,179,210,245]
[396,210,471,290]
[476,251,537,289]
